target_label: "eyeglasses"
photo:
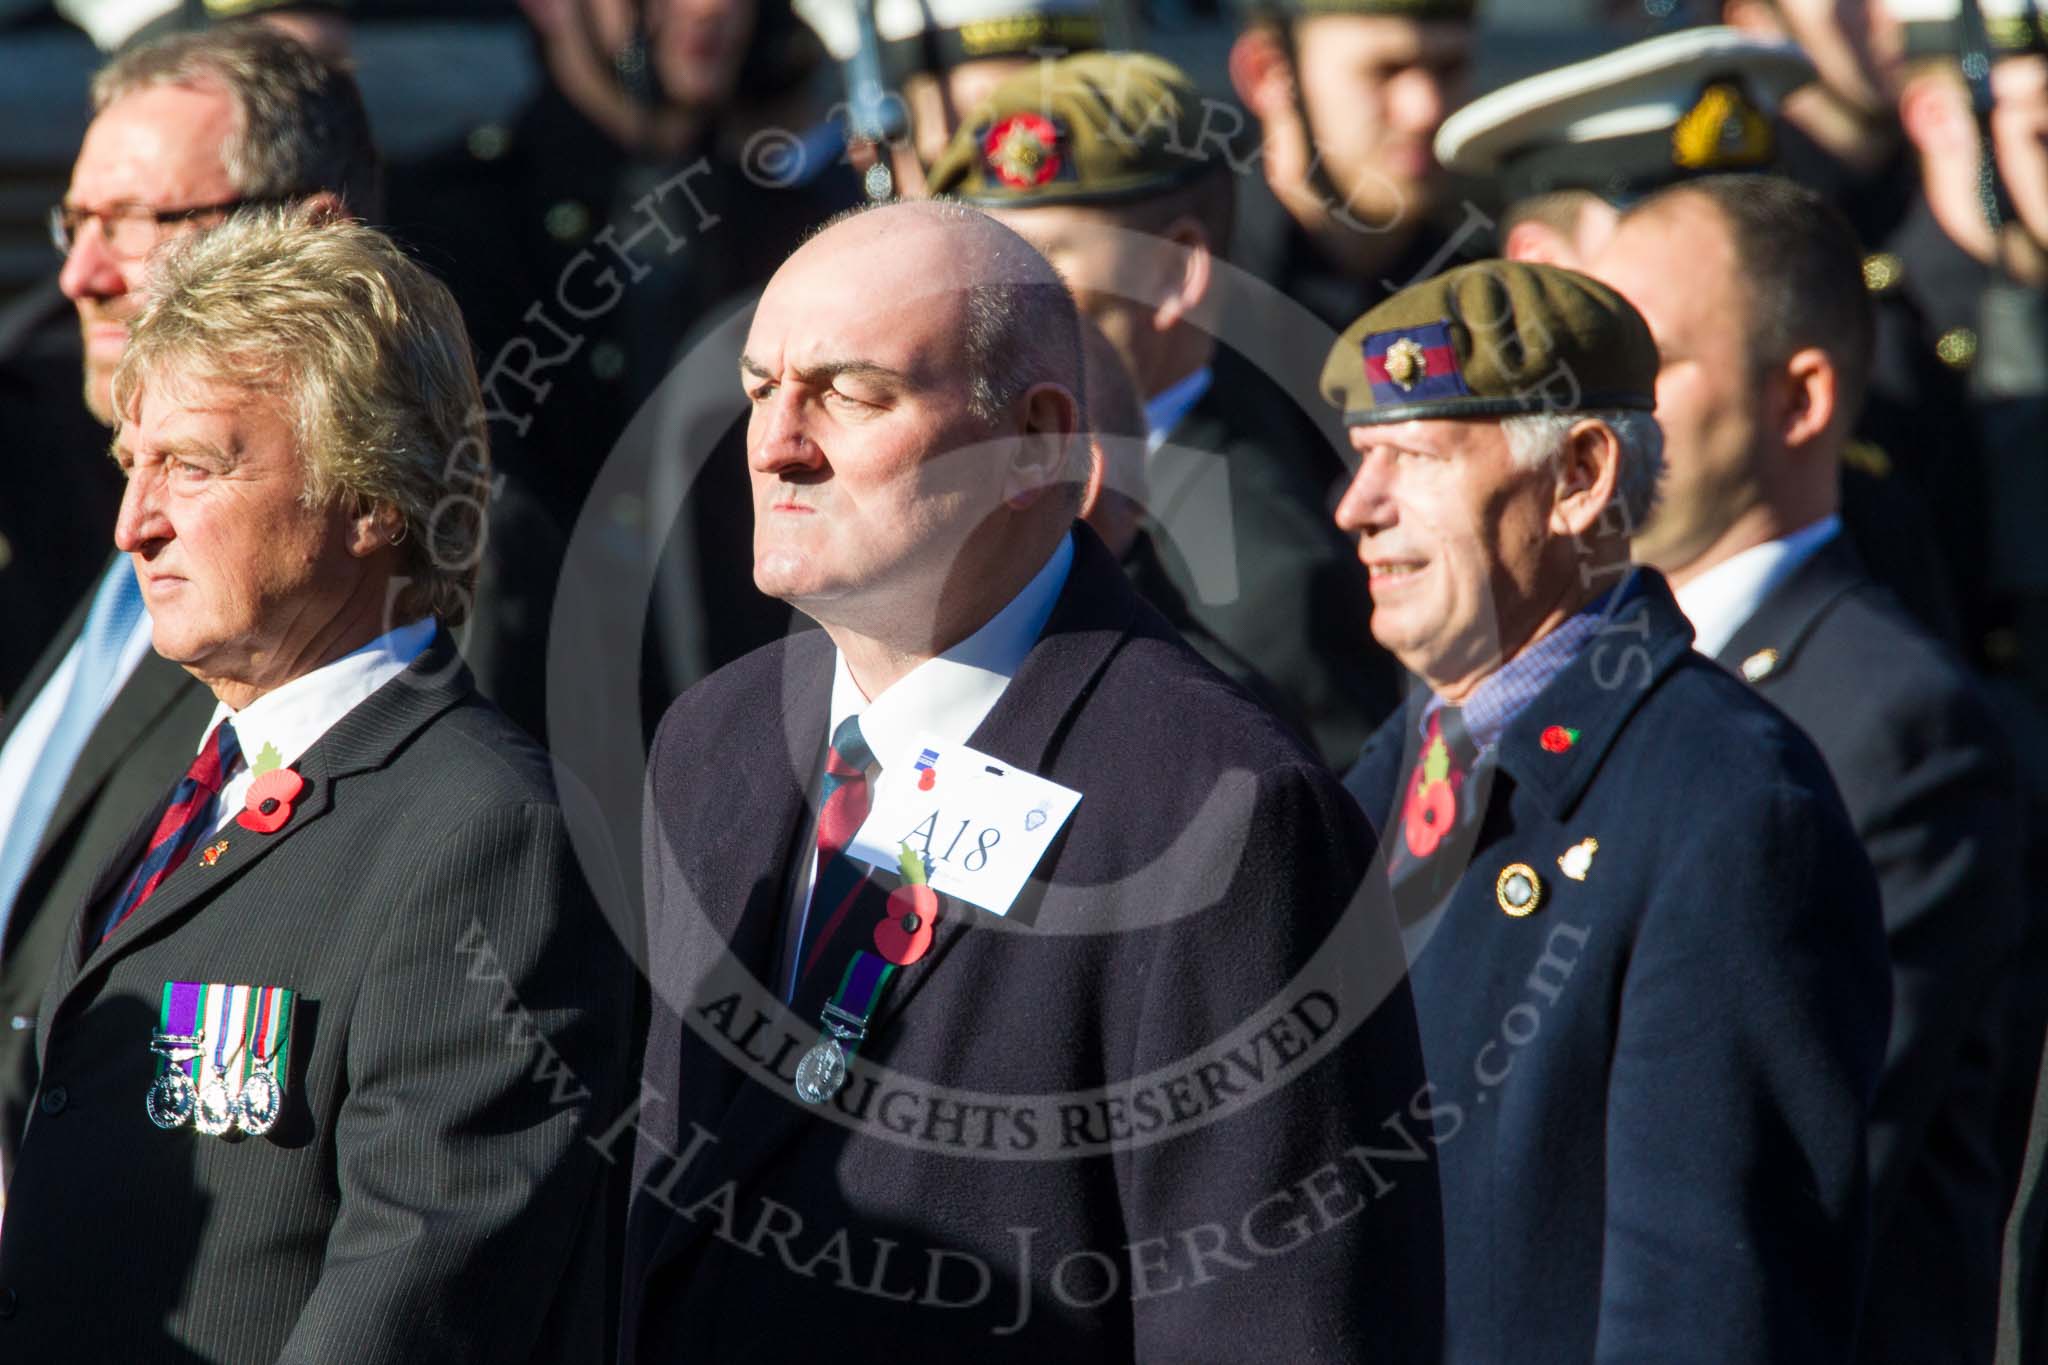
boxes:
[48,197,271,259]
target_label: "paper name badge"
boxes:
[848,737,1081,917]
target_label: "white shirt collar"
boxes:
[205,618,437,831]
[827,532,1073,775]
[1144,366,1213,456]
[1672,515,1841,659]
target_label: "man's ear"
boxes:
[1775,347,1842,453]
[1229,26,1296,126]
[298,190,352,227]
[348,500,408,558]
[1504,219,1574,267]
[1003,382,1083,508]
[1549,418,1623,541]
[1076,434,1108,518]
[1899,68,1974,157]
[1152,217,1214,332]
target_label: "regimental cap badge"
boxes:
[1362,321,1470,406]
[1672,80,1773,171]
[983,111,1065,189]
[1497,862,1543,917]
[1383,337,1429,390]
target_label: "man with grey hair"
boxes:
[1331,258,1890,1359]
[0,208,629,1362]
[626,199,1442,1360]
[0,23,378,1181]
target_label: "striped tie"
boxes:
[99,720,242,945]
[786,715,876,999]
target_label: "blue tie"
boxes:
[0,561,147,938]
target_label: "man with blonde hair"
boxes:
[0,210,630,1364]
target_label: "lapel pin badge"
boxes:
[1539,725,1580,754]
[1740,648,1779,683]
[1558,837,1598,882]
[200,840,229,867]
[1497,862,1543,917]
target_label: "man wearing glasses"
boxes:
[0,24,376,1189]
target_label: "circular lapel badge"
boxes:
[1496,863,1543,918]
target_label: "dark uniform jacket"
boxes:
[625,526,1443,1362]
[0,562,213,1175]
[1143,348,1400,765]
[1713,534,2024,1365]
[1346,569,1890,1363]
[0,280,125,703]
[0,637,632,1363]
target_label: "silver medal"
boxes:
[193,1067,240,1136]
[146,1069,197,1129]
[793,1035,849,1105]
[233,1064,283,1135]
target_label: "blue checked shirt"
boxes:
[1421,575,1635,756]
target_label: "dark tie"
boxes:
[785,715,877,999]
[99,720,242,945]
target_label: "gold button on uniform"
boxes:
[1937,326,1979,370]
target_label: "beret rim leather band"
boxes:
[1342,391,1657,427]
[946,154,1225,208]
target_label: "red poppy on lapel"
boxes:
[238,767,305,834]
[875,883,939,965]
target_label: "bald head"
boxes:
[742,200,1089,687]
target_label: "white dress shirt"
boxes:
[203,618,437,833]
[1672,516,1842,659]
[780,533,1074,998]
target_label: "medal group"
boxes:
[146,980,294,1138]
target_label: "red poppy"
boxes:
[1403,776,1457,859]
[238,767,305,834]
[982,112,1062,189]
[1540,726,1578,753]
[874,884,940,965]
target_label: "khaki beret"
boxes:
[927,51,1222,207]
[1322,260,1659,427]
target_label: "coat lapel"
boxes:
[44,636,476,1036]
[1713,535,1867,689]
[672,528,1140,1248]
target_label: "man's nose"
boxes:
[747,387,825,475]
[113,465,166,554]
[58,218,128,304]
[1334,446,1398,538]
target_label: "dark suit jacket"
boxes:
[0,636,632,1363]
[0,562,214,1176]
[1713,535,2024,1365]
[625,527,1443,1362]
[1346,570,1891,1364]
[1145,348,1400,767]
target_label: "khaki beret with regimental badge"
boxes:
[928,52,1223,206]
[1322,260,1659,427]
